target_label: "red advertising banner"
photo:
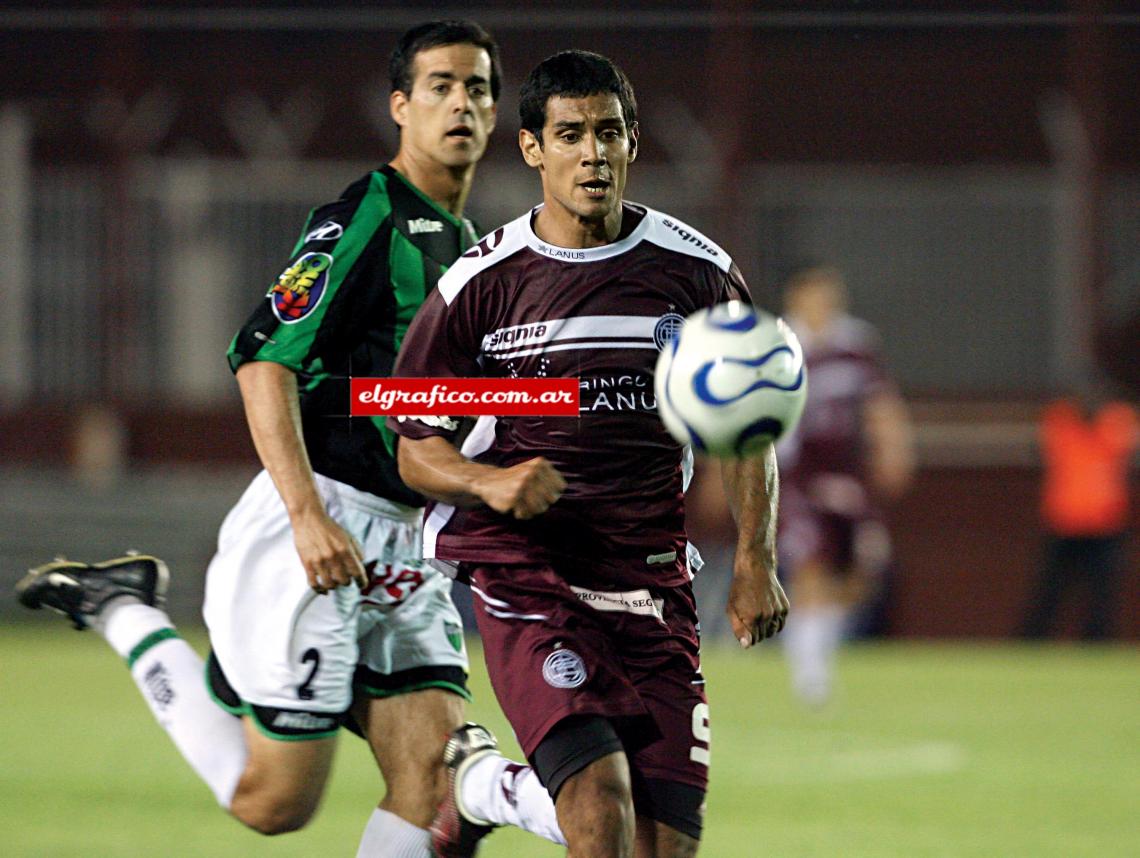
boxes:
[350,377,580,417]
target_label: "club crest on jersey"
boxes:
[269,252,332,323]
[542,648,587,689]
[654,312,685,350]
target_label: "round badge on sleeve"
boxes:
[270,252,332,323]
[542,648,587,689]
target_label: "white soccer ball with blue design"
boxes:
[654,301,807,457]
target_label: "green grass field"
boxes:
[1,623,1136,857]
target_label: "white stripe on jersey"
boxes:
[485,341,661,361]
[470,585,550,621]
[481,314,657,353]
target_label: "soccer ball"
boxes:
[655,301,807,457]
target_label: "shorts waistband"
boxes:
[322,475,420,520]
[304,471,421,521]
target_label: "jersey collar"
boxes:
[524,202,650,263]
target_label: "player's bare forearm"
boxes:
[235,360,365,590]
[721,444,779,573]
[397,434,566,519]
[396,434,499,506]
[721,444,789,645]
[236,361,323,516]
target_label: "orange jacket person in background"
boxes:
[1022,395,1139,639]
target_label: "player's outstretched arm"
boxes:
[721,443,789,647]
[235,360,366,593]
[397,434,566,520]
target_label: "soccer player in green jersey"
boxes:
[18,20,500,857]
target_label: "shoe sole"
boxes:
[15,555,171,610]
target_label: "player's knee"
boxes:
[562,752,634,813]
[229,776,322,835]
[232,795,319,836]
[657,827,700,858]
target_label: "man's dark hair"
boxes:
[389,19,502,101]
[519,50,638,143]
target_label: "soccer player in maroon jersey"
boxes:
[390,51,788,858]
[775,265,914,707]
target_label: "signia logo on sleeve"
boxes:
[542,648,587,689]
[269,252,332,323]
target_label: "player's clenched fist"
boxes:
[474,457,566,520]
[726,562,789,647]
[292,508,368,593]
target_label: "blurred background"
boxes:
[1,0,1138,641]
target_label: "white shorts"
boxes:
[202,470,468,737]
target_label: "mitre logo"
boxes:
[408,218,444,235]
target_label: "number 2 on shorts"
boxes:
[298,647,321,701]
[689,702,711,766]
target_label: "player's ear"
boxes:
[519,128,544,169]
[628,121,639,163]
[390,89,409,129]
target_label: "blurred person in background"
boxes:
[17,20,502,857]
[775,265,915,707]
[1020,388,1139,640]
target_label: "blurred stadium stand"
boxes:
[1,2,1137,637]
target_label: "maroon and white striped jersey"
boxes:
[389,202,756,590]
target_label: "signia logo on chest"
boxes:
[486,323,549,349]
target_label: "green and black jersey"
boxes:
[228,165,479,505]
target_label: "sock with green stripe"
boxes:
[95,596,249,807]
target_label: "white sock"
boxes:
[356,808,431,858]
[783,605,845,706]
[461,754,566,846]
[96,598,249,807]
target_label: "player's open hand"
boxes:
[292,508,368,594]
[727,558,789,647]
[474,457,566,520]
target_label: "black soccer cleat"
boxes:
[430,722,501,858]
[15,553,169,630]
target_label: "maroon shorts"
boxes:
[465,563,710,792]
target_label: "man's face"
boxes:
[520,93,637,224]
[391,43,497,168]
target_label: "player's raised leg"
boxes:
[16,555,251,812]
[431,722,566,856]
[17,550,361,835]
